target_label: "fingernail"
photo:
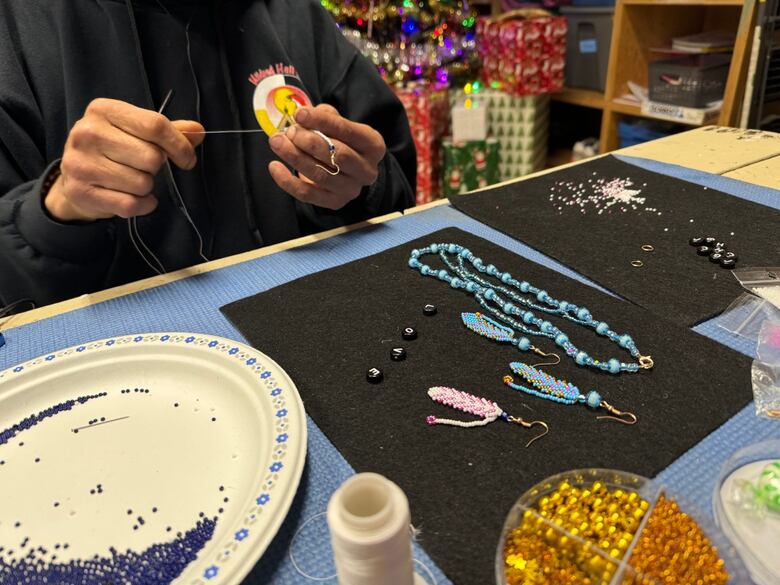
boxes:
[285,125,297,140]
[269,134,284,149]
[295,108,309,123]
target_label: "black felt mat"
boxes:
[222,227,752,585]
[450,156,780,326]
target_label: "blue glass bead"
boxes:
[519,281,530,293]
[408,258,420,268]
[596,322,609,335]
[486,264,497,276]
[608,358,620,374]
[577,308,591,321]
[518,338,531,351]
[537,290,548,302]
[559,301,569,311]
[431,243,439,252]
[586,391,602,409]
[474,258,485,270]
[459,247,471,258]
[411,249,420,258]
[541,321,554,333]
[575,351,588,366]
[465,282,478,293]
[450,278,462,289]
[421,266,431,276]
[618,334,633,348]
[484,289,496,300]
[501,273,512,283]
[555,333,569,346]
[437,269,448,281]
[522,312,535,324]
[447,243,458,253]
[504,302,516,314]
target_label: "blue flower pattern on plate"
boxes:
[2,333,292,581]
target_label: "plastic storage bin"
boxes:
[560,7,614,91]
[618,118,678,148]
[496,468,750,584]
[648,54,731,107]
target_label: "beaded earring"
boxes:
[503,362,636,425]
[425,386,549,447]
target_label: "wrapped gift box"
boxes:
[451,89,548,180]
[476,10,567,96]
[442,138,501,196]
[393,82,450,205]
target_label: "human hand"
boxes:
[267,104,386,210]
[45,98,205,222]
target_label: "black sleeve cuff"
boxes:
[14,159,113,263]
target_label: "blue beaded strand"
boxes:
[408,243,653,374]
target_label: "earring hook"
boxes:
[596,401,637,425]
[529,346,561,368]
[507,416,550,447]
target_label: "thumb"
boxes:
[171,119,206,147]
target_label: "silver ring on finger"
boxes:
[312,130,340,176]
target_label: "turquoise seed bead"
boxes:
[501,273,512,284]
[519,281,530,293]
[586,391,602,409]
[555,333,568,346]
[577,308,591,321]
[431,243,439,253]
[486,264,497,276]
[596,322,609,335]
[408,258,420,268]
[559,301,569,311]
[522,312,535,324]
[465,282,478,293]
[503,302,515,314]
[536,290,548,302]
[437,269,448,280]
[421,266,431,275]
[484,289,496,300]
[541,321,554,333]
[459,247,470,257]
[575,351,588,365]
[450,278,461,289]
[608,358,620,374]
[447,244,457,253]
[518,338,531,351]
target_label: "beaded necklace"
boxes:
[408,243,654,375]
[503,362,636,424]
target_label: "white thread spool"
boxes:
[327,473,426,585]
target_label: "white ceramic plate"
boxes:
[0,333,307,584]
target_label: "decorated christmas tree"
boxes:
[321,0,480,86]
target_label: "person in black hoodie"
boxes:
[0,0,416,309]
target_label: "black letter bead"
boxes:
[714,241,727,250]
[402,327,418,340]
[720,258,737,269]
[689,237,705,246]
[723,251,738,262]
[391,348,407,361]
[696,246,712,256]
[709,253,723,263]
[423,304,437,316]
[703,237,717,246]
[710,247,726,256]
[366,368,383,384]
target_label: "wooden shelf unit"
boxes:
[550,0,757,153]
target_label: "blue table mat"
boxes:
[1,155,779,584]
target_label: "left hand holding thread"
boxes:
[268,104,386,210]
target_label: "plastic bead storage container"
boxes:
[495,469,750,584]
[714,440,780,585]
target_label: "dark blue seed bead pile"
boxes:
[0,517,216,584]
[0,393,107,445]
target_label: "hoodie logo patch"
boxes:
[249,64,312,136]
